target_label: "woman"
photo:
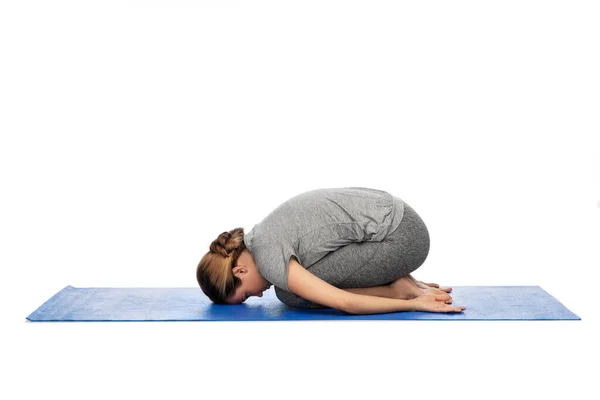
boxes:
[196,187,466,315]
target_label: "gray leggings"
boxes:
[274,200,430,308]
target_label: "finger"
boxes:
[424,282,440,288]
[440,287,452,293]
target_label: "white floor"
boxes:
[7,282,598,400]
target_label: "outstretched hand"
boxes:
[413,292,466,313]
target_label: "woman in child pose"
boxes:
[196,187,465,315]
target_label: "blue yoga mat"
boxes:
[26,285,580,321]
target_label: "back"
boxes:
[243,187,405,292]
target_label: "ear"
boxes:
[232,265,247,277]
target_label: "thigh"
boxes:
[274,201,430,308]
[274,233,380,308]
[311,201,429,287]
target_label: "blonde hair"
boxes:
[196,227,247,304]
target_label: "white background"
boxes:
[1,1,599,399]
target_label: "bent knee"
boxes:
[274,287,327,309]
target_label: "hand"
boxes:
[412,292,466,313]
[389,276,454,303]
[421,287,454,303]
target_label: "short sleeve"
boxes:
[251,234,299,293]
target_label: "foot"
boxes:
[407,274,452,293]
[388,276,422,300]
[389,275,453,304]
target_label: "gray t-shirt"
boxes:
[243,187,405,292]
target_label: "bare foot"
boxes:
[390,275,453,304]
[389,276,422,300]
[407,274,452,293]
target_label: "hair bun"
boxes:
[209,228,245,258]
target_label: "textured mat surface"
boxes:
[26,285,580,321]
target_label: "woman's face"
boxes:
[226,251,272,304]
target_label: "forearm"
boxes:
[343,293,416,315]
[341,285,393,298]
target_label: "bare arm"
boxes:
[344,293,416,315]
[287,258,466,314]
[345,289,465,315]
[287,257,416,315]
